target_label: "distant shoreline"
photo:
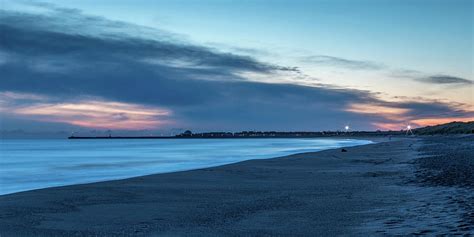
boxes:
[68,131,402,139]
[67,135,395,139]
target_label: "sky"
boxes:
[0,0,473,137]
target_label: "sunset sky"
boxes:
[1,0,473,137]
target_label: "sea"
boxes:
[0,138,372,195]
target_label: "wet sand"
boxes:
[0,136,472,236]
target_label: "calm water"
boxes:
[0,138,372,195]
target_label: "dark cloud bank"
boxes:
[0,4,471,135]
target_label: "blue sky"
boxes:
[0,0,472,136]
[39,0,472,77]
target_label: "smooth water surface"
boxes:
[0,138,372,195]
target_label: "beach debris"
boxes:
[341,148,348,152]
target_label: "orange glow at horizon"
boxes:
[2,91,472,131]
[345,103,411,120]
[411,117,474,127]
[371,122,405,131]
[348,102,473,130]
[13,100,172,130]
[372,117,474,131]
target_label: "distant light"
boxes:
[407,125,411,129]
[345,125,349,130]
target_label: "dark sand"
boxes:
[0,136,473,236]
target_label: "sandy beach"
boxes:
[0,136,472,236]
[3,0,472,235]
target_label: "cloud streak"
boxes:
[347,100,474,130]
[301,55,384,70]
[390,69,473,86]
[0,93,172,129]
[418,75,473,85]
[303,55,472,87]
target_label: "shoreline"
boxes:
[1,136,472,235]
[67,135,397,139]
[0,137,375,196]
